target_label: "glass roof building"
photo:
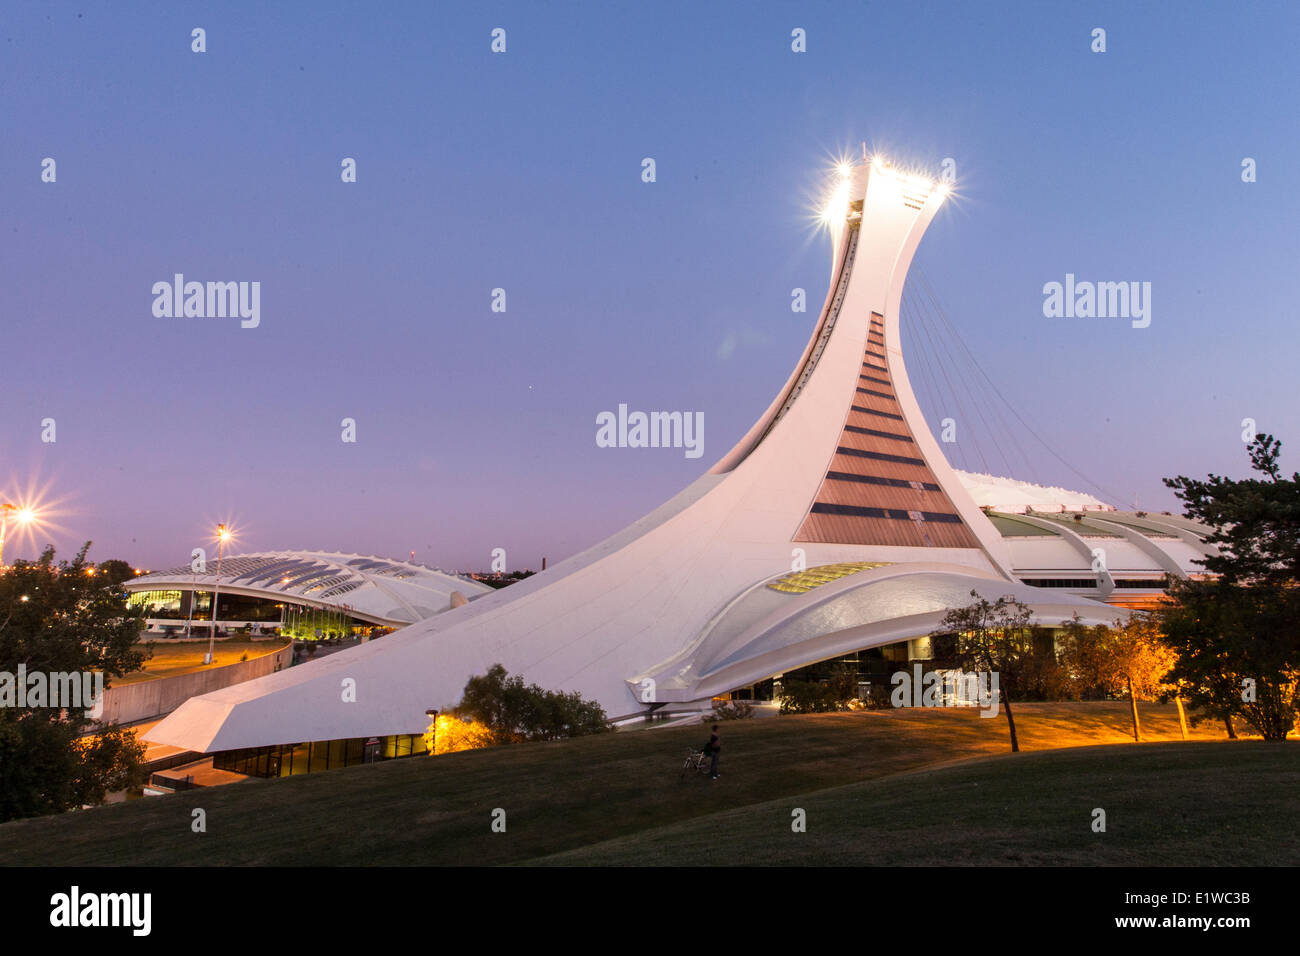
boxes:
[125,552,492,636]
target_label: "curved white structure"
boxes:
[126,552,492,626]
[147,159,1214,753]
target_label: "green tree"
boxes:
[933,591,1037,752]
[0,543,148,821]
[1159,434,1300,740]
[778,663,859,714]
[451,663,612,744]
[94,559,137,590]
[1007,627,1077,702]
[1058,613,1177,741]
[1165,433,1300,587]
[1160,580,1297,740]
[777,679,831,715]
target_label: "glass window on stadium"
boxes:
[280,603,365,641]
[736,641,924,702]
[733,627,1062,706]
[127,590,185,618]
[214,734,428,777]
[209,592,285,622]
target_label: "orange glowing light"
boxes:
[425,714,495,755]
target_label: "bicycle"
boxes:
[679,747,712,779]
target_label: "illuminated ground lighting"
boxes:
[425,713,494,755]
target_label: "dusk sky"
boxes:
[3,1,1297,573]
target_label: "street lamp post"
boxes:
[185,563,197,638]
[204,523,231,665]
[426,708,439,756]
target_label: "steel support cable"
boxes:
[908,284,994,475]
[922,275,1038,483]
[912,287,989,475]
[905,283,997,475]
[920,268,1100,494]
[914,269,1136,508]
[900,285,978,472]
[901,284,973,471]
[898,288,956,467]
[915,271,1036,482]
[921,286,1019,477]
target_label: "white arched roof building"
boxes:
[126,552,492,627]
[147,158,1217,754]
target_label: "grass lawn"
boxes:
[112,637,292,685]
[533,742,1300,866]
[0,701,1292,866]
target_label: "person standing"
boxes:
[708,724,721,779]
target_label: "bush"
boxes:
[451,664,613,744]
[703,700,754,721]
[778,680,838,714]
[778,663,861,714]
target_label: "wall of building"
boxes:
[98,642,295,726]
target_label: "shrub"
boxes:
[703,700,754,721]
[778,679,849,714]
[778,663,861,714]
[451,664,613,744]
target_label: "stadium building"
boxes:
[147,156,1218,767]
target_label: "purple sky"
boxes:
[3,1,1297,572]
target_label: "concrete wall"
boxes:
[100,643,294,726]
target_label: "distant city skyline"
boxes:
[3,1,1297,571]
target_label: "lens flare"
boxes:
[0,478,68,563]
[819,179,851,228]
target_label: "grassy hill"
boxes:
[532,741,1300,866]
[0,701,1293,866]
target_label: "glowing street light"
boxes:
[0,503,36,572]
[204,523,234,665]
